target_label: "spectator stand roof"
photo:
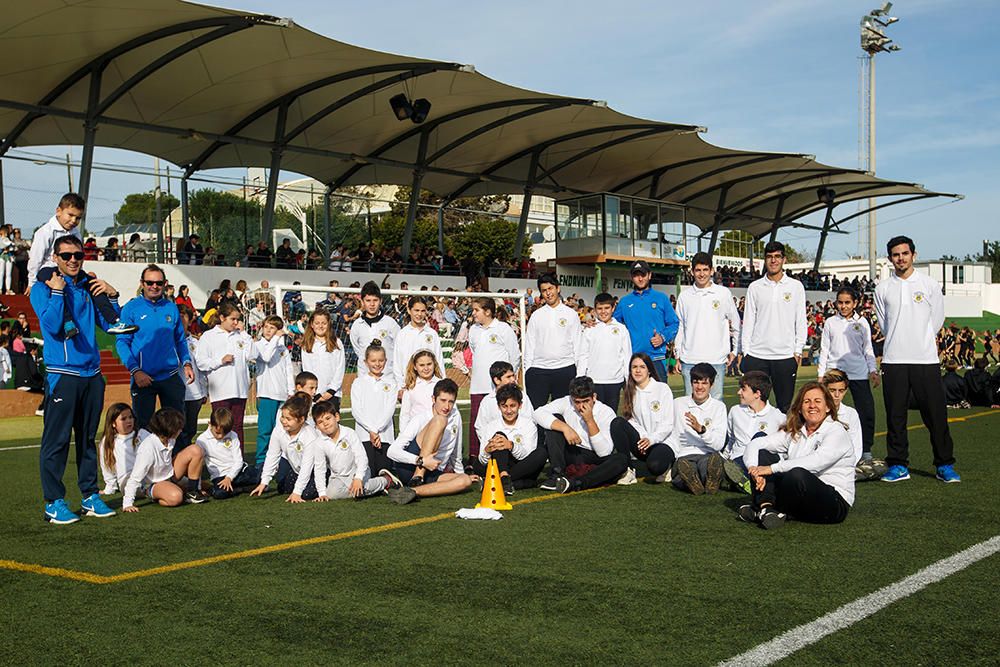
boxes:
[0,0,961,265]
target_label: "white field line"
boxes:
[0,444,42,451]
[719,534,1000,667]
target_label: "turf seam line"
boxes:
[0,485,610,585]
[718,534,1000,667]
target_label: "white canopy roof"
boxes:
[0,0,958,237]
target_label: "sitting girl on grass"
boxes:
[122,408,209,512]
[98,403,148,496]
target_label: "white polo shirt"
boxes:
[675,282,740,364]
[875,270,944,365]
[533,396,617,457]
[740,274,806,359]
[818,314,877,380]
[725,402,785,461]
[524,302,581,371]
[577,318,631,385]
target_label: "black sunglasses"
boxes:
[143,280,166,287]
[57,251,85,261]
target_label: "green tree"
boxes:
[114,191,180,227]
[716,230,763,258]
[187,188,258,263]
[390,187,511,228]
[450,217,530,264]
[369,215,439,253]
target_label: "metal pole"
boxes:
[436,205,445,254]
[66,152,74,191]
[513,152,539,260]
[180,175,190,240]
[76,68,103,238]
[867,53,877,280]
[262,103,289,247]
[154,157,164,263]
[813,204,836,271]
[323,186,332,265]
[0,159,4,227]
[242,178,248,252]
[402,132,429,259]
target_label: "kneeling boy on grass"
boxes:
[386,378,474,504]
[669,363,728,495]
[307,398,401,501]
[196,407,260,499]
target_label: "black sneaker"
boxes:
[184,490,209,504]
[759,508,786,530]
[675,459,705,495]
[539,477,561,492]
[738,504,759,524]
[554,476,572,494]
[387,486,418,505]
[407,475,425,488]
[705,454,724,495]
[500,475,514,497]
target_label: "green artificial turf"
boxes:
[1,370,997,666]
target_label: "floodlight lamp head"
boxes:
[410,98,431,124]
[817,187,836,206]
[888,44,902,51]
[390,93,413,122]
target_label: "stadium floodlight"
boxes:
[817,187,836,206]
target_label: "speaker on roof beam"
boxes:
[390,93,413,122]
[410,98,431,124]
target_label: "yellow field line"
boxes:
[0,486,610,585]
[4,409,997,585]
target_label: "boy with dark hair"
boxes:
[386,378,474,504]
[964,357,992,407]
[29,195,136,337]
[474,360,534,447]
[349,280,400,378]
[724,370,785,493]
[941,359,968,408]
[669,362,728,495]
[307,399,401,501]
[534,375,629,493]
[197,407,260,499]
[577,292,631,412]
[876,235,959,483]
[476,384,548,494]
[524,272,580,410]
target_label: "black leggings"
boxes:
[474,447,548,489]
[752,451,850,524]
[610,418,675,476]
[741,355,799,414]
[848,379,876,455]
[544,416,628,490]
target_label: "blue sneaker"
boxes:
[936,465,961,483]
[81,493,116,518]
[44,499,80,525]
[881,465,911,483]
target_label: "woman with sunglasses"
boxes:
[114,265,197,431]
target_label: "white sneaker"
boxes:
[616,467,638,486]
[653,469,672,484]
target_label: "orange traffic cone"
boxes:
[475,458,512,511]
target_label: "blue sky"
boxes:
[4,0,997,260]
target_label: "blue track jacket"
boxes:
[115,296,191,381]
[29,274,120,377]
[613,287,680,359]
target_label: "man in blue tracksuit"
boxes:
[613,260,680,381]
[115,264,194,430]
[30,234,121,524]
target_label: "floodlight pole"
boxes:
[861,6,900,280]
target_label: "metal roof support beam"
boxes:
[648,172,661,200]
[657,154,800,200]
[180,175,190,241]
[813,203,836,271]
[832,194,943,228]
[436,205,446,255]
[443,123,696,201]
[76,68,105,237]
[402,132,430,259]
[776,183,908,222]
[186,62,462,176]
[328,97,592,193]
[261,103,289,244]
[323,186,332,261]
[513,151,540,260]
[681,168,857,208]
[719,172,863,217]
[531,127,682,185]
[767,194,788,244]
[610,152,784,195]
[0,16,266,157]
[0,159,4,227]
[707,186,730,258]
[0,98,590,199]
